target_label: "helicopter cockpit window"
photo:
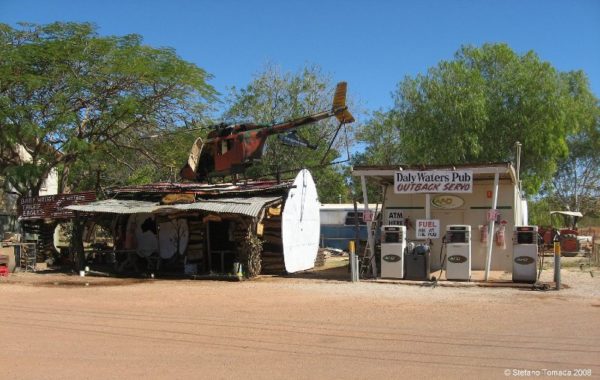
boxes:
[219,139,234,155]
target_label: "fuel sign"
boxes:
[416,219,440,239]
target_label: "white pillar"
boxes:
[361,175,377,277]
[425,194,431,219]
[484,172,500,281]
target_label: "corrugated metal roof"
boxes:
[550,211,583,217]
[320,203,378,211]
[66,196,282,218]
[352,162,513,171]
[352,162,517,183]
[161,197,281,217]
[66,199,158,214]
[107,180,292,197]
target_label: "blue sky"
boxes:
[1,0,599,117]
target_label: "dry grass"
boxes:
[578,226,600,236]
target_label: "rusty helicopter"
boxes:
[180,82,355,182]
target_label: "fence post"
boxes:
[554,236,561,290]
[349,240,358,282]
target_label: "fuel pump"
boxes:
[512,226,539,283]
[445,225,472,281]
[380,225,407,279]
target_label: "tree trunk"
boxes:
[58,162,72,194]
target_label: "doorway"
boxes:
[207,221,236,273]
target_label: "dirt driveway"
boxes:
[1,267,599,380]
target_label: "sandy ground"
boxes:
[1,261,599,380]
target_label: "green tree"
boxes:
[527,197,553,227]
[223,64,354,203]
[353,110,403,166]
[0,22,216,196]
[359,43,598,195]
[65,130,197,193]
[542,109,600,222]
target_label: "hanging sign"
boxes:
[416,219,440,239]
[394,170,473,194]
[18,192,96,220]
[431,195,464,209]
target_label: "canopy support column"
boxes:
[484,172,500,281]
[361,175,377,278]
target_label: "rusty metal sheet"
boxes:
[107,180,292,197]
[66,196,282,218]
[18,192,96,220]
[65,199,158,214]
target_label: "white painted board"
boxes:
[188,137,204,172]
[158,219,189,259]
[282,169,320,273]
[415,219,440,239]
[128,213,159,257]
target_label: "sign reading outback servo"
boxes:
[394,170,473,194]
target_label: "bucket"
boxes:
[232,262,242,276]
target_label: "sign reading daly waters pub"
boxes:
[394,170,473,194]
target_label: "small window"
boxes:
[516,232,534,244]
[345,211,366,226]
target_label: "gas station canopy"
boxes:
[352,162,517,185]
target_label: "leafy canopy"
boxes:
[358,43,598,195]
[0,22,216,196]
[541,112,600,221]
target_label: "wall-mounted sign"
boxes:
[416,219,440,239]
[394,170,473,194]
[431,195,464,209]
[487,209,500,222]
[18,192,96,220]
[385,209,404,226]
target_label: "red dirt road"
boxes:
[1,271,599,379]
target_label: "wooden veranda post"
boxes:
[484,172,500,281]
[72,211,85,272]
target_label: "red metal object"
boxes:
[559,228,579,254]
[0,266,9,277]
[180,82,355,182]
